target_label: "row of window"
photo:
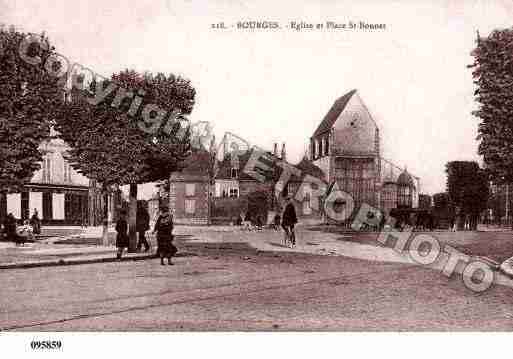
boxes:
[311,136,330,159]
[221,188,239,198]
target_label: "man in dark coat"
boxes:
[4,213,17,243]
[30,209,41,235]
[281,197,298,246]
[136,203,150,252]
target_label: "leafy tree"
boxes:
[431,192,454,229]
[470,28,513,182]
[446,161,489,230]
[418,194,432,209]
[55,70,195,248]
[433,192,449,209]
[0,27,63,219]
[246,190,270,225]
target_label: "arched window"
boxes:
[397,185,412,208]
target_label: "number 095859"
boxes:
[30,340,62,350]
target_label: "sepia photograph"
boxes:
[1,0,513,356]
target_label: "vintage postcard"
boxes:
[1,0,513,357]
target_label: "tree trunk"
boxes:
[102,185,109,246]
[0,191,6,225]
[457,214,464,231]
[128,183,138,252]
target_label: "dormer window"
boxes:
[231,168,238,179]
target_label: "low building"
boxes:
[168,150,213,225]
[0,127,116,226]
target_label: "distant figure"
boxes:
[115,209,129,259]
[235,214,243,226]
[271,213,281,231]
[16,220,34,246]
[281,197,298,247]
[153,206,177,265]
[244,211,251,223]
[30,209,41,235]
[136,204,150,252]
[242,212,253,231]
[4,213,17,243]
[255,215,263,230]
[450,217,457,232]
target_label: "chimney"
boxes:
[273,143,278,157]
[281,143,286,161]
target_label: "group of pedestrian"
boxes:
[115,204,177,265]
[113,197,297,263]
[2,209,41,246]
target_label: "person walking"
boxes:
[136,203,150,252]
[115,209,129,260]
[281,197,298,247]
[30,209,41,235]
[153,206,177,265]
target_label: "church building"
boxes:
[310,89,420,220]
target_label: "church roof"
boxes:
[313,89,357,137]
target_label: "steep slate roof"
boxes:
[216,149,275,181]
[313,89,357,137]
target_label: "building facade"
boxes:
[0,128,114,225]
[168,150,213,225]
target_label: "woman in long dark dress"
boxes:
[115,210,129,259]
[153,206,177,265]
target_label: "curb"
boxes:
[0,251,196,270]
[0,253,155,270]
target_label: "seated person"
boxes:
[16,220,34,245]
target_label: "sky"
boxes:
[2,0,513,197]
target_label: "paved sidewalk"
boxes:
[0,225,151,269]
[0,240,156,269]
